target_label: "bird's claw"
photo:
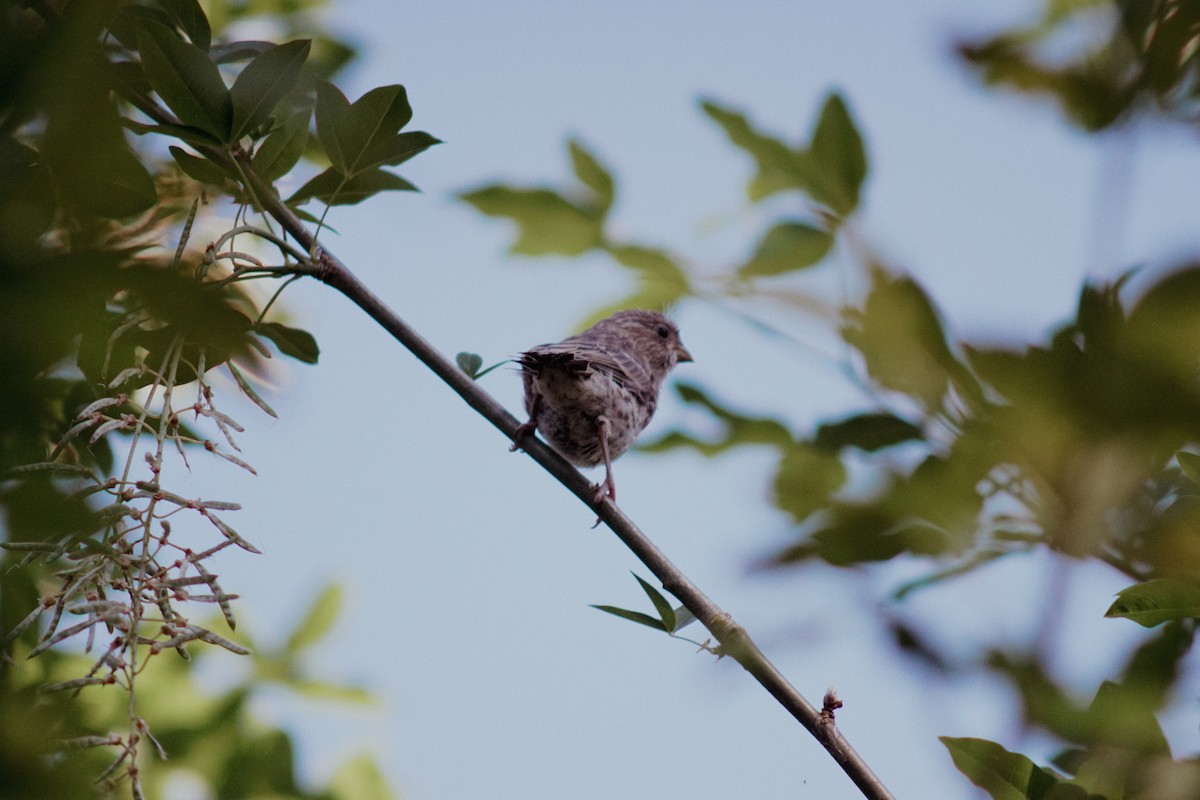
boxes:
[510,421,537,452]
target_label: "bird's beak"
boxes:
[675,343,694,363]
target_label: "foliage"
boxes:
[0,0,434,795]
[460,2,1200,797]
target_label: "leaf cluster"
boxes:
[459,92,865,327]
[459,3,1200,796]
[958,0,1200,131]
[1,0,437,794]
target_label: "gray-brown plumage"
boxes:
[513,310,693,504]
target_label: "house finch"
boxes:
[512,310,693,504]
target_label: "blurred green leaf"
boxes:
[739,221,833,278]
[137,20,232,140]
[285,582,341,655]
[1106,579,1200,627]
[590,605,668,632]
[229,39,311,141]
[460,186,602,256]
[331,753,395,800]
[640,382,793,456]
[77,141,159,218]
[940,737,1062,800]
[1125,267,1200,388]
[1177,451,1200,486]
[957,19,1135,132]
[813,412,923,452]
[775,509,953,566]
[258,322,320,364]
[845,269,970,411]
[806,93,867,216]
[171,145,233,186]
[606,244,687,286]
[587,244,691,322]
[1085,679,1170,754]
[568,138,615,213]
[700,99,800,201]
[772,444,847,523]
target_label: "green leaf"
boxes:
[590,605,668,632]
[229,39,311,141]
[739,221,833,278]
[330,753,395,800]
[813,412,923,452]
[460,186,602,256]
[700,99,800,202]
[170,145,233,186]
[807,93,867,216]
[772,444,847,523]
[253,108,311,182]
[342,85,414,173]
[123,118,224,148]
[137,20,232,140]
[1177,450,1200,486]
[640,382,793,456]
[288,166,418,206]
[159,0,211,50]
[606,244,689,287]
[1085,679,1170,754]
[79,144,159,218]
[315,84,428,178]
[455,352,483,378]
[316,81,353,173]
[285,583,342,655]
[258,322,320,364]
[772,506,953,566]
[940,737,1062,800]
[633,573,676,632]
[844,269,964,411]
[569,138,615,213]
[210,40,276,64]
[1106,579,1200,627]
[358,130,440,172]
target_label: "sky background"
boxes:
[165,1,1200,798]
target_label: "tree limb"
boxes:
[129,90,895,797]
[244,158,895,799]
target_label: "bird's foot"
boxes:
[509,420,537,452]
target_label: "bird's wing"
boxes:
[520,339,643,387]
[526,336,657,396]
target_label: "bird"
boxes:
[512,309,693,505]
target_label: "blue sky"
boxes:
[174,2,1200,798]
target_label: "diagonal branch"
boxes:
[133,84,894,796]
[242,159,896,800]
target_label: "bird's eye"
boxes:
[656,325,670,339]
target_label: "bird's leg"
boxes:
[510,393,542,452]
[593,415,617,504]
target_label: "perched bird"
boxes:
[512,310,693,504]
